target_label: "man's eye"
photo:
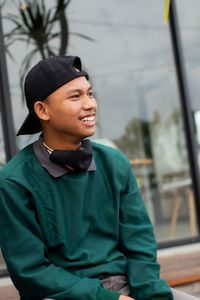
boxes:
[88,91,94,97]
[71,94,79,99]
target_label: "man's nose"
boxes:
[82,94,97,110]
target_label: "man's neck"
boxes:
[42,134,82,151]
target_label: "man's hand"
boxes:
[119,295,135,300]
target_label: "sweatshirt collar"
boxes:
[33,135,96,178]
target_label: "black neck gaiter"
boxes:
[49,139,93,173]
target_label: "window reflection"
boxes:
[177,0,200,179]
[67,0,198,242]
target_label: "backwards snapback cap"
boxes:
[17,56,89,135]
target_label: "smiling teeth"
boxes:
[81,116,95,122]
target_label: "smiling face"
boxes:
[34,76,97,148]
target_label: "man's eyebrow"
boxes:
[67,86,93,94]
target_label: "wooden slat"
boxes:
[167,275,200,287]
[130,159,152,165]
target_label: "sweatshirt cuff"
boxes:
[96,286,121,300]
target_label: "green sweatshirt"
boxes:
[0,142,172,300]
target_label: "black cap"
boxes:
[17,56,89,135]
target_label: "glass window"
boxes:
[1,0,198,253]
[176,0,200,170]
[67,0,198,243]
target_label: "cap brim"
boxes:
[17,108,42,136]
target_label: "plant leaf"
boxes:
[70,32,96,42]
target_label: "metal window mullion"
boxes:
[169,0,200,232]
[0,8,17,161]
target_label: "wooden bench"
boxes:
[158,249,200,287]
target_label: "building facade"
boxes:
[0,0,200,274]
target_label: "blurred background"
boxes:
[0,0,200,278]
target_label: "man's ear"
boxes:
[34,101,50,121]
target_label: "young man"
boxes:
[0,56,196,300]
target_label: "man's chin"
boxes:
[81,129,95,139]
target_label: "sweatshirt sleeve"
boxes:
[0,178,119,300]
[119,162,173,300]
